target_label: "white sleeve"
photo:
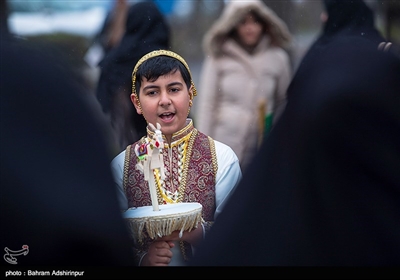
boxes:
[110,150,129,211]
[213,140,242,220]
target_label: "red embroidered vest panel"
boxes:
[123,124,217,222]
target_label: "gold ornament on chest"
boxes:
[154,134,191,204]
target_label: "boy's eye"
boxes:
[146,90,158,96]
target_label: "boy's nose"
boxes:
[159,93,171,106]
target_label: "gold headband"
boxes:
[131,49,197,98]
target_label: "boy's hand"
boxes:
[141,240,174,266]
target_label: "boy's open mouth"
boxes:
[159,112,174,121]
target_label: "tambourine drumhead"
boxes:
[123,202,202,241]
[123,202,202,219]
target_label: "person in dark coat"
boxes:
[95,0,171,154]
[189,0,400,267]
[296,0,389,76]
[0,31,136,266]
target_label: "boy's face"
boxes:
[131,70,193,142]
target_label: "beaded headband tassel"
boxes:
[131,49,198,98]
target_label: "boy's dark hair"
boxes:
[134,56,192,96]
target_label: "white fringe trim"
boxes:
[126,207,203,242]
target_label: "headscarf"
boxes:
[100,1,170,65]
[292,0,385,84]
[96,1,170,113]
[202,0,292,56]
[322,0,379,40]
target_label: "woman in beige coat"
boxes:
[195,0,292,173]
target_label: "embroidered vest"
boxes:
[123,121,217,262]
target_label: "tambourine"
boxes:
[123,202,203,242]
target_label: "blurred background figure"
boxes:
[95,0,171,156]
[195,0,292,174]
[1,0,11,37]
[94,0,130,59]
[84,0,131,70]
[296,0,391,78]
[190,0,400,267]
[322,0,386,43]
[0,5,136,265]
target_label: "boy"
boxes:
[111,50,242,266]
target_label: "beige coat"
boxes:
[195,0,293,172]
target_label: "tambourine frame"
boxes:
[123,202,203,242]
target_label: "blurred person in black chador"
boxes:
[94,0,130,57]
[189,0,400,267]
[95,0,171,155]
[0,20,136,265]
[321,0,387,43]
[296,0,391,75]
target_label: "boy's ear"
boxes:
[188,86,194,100]
[131,94,142,114]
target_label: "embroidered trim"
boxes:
[179,241,191,262]
[123,144,132,195]
[154,132,192,204]
[178,129,198,202]
[152,129,198,204]
[208,136,218,181]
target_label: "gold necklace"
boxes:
[154,130,197,204]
